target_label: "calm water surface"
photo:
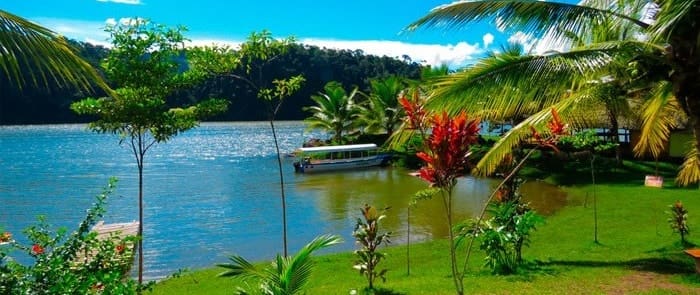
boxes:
[0,122,567,279]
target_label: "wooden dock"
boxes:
[74,220,139,274]
[92,221,139,240]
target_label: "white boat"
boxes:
[292,143,390,173]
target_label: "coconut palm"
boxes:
[218,234,341,295]
[0,10,107,92]
[357,76,409,135]
[304,81,362,144]
[408,0,700,186]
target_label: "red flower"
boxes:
[547,108,567,136]
[399,91,427,130]
[417,111,480,188]
[115,244,125,254]
[531,108,568,151]
[31,244,44,255]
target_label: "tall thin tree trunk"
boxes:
[138,161,143,287]
[591,153,598,244]
[441,188,463,295]
[607,109,621,164]
[693,118,700,189]
[270,120,288,257]
[406,205,411,276]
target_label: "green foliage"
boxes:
[71,18,229,143]
[304,81,362,144]
[468,201,544,275]
[71,19,228,285]
[353,205,391,290]
[0,179,137,294]
[558,129,618,154]
[217,235,342,295]
[459,178,544,275]
[356,76,410,135]
[667,200,690,246]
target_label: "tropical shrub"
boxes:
[399,92,481,295]
[218,234,341,295]
[353,204,391,291]
[668,200,690,246]
[0,179,137,294]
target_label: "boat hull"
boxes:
[294,156,388,173]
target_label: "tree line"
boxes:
[0,39,421,125]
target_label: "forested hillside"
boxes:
[0,41,421,124]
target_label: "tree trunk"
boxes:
[270,120,288,257]
[607,109,621,164]
[137,154,144,289]
[442,188,463,295]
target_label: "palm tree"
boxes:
[0,10,108,92]
[408,0,700,186]
[357,76,408,136]
[304,81,362,144]
[218,235,341,295]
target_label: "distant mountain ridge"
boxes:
[0,40,421,125]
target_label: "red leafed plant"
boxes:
[398,91,427,131]
[402,101,480,294]
[417,111,480,188]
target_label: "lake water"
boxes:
[0,122,567,279]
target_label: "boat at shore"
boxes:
[292,143,390,173]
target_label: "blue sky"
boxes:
[4,0,566,68]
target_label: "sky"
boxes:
[4,0,570,68]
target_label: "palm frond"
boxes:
[282,234,341,294]
[474,97,581,176]
[649,0,695,43]
[0,10,109,93]
[407,0,649,44]
[676,141,700,187]
[633,81,678,159]
[217,254,265,280]
[426,46,619,120]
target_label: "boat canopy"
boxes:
[295,143,378,153]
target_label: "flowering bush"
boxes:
[0,179,137,294]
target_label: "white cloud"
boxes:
[96,0,142,5]
[31,17,111,45]
[105,17,145,26]
[299,38,482,69]
[507,31,569,54]
[482,33,494,48]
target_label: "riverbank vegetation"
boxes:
[150,159,700,294]
[3,0,700,294]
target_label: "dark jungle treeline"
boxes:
[0,40,422,125]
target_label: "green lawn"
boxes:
[151,160,700,294]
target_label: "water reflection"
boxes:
[293,167,568,243]
[0,123,568,279]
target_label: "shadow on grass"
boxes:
[543,257,694,275]
[359,287,406,295]
[521,154,681,187]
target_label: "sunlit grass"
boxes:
[151,160,700,294]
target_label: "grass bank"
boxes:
[151,160,700,294]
